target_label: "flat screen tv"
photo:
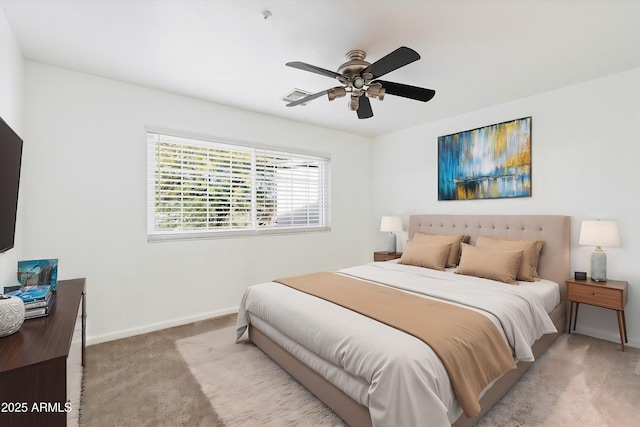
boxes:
[0,116,23,253]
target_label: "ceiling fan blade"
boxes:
[362,46,420,79]
[286,61,341,79]
[357,95,373,119]
[286,89,330,107]
[377,80,436,102]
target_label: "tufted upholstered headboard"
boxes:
[408,214,570,299]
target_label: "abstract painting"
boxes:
[438,117,532,200]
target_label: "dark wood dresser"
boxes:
[0,278,86,427]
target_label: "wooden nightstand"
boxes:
[566,277,629,351]
[374,251,402,262]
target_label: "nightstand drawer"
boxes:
[374,252,402,262]
[567,283,623,310]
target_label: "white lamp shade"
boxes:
[579,220,620,247]
[380,216,403,232]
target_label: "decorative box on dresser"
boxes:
[0,278,86,427]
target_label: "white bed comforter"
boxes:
[236,262,558,427]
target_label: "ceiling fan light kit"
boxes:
[285,46,435,119]
[366,82,385,100]
[327,87,346,101]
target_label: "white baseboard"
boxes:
[86,306,239,346]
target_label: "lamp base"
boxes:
[387,232,396,253]
[591,249,607,282]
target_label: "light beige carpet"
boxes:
[176,327,345,426]
[82,315,640,427]
[477,333,640,426]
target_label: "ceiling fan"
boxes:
[285,46,435,119]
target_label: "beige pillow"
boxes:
[399,242,452,271]
[475,235,544,282]
[412,233,466,267]
[456,243,524,285]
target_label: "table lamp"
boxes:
[579,220,619,282]
[380,216,403,253]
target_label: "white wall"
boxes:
[0,6,24,285]
[372,67,640,348]
[10,13,639,348]
[23,63,372,343]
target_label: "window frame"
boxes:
[146,128,331,242]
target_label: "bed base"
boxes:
[249,304,566,427]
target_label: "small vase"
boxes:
[0,295,25,337]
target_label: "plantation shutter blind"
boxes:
[147,132,330,240]
[255,148,330,229]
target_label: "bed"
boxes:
[236,214,570,426]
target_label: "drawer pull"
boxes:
[592,292,596,296]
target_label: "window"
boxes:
[147,131,331,240]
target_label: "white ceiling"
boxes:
[3,0,640,137]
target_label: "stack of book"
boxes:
[5,284,55,319]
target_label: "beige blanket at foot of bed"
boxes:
[275,272,516,417]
